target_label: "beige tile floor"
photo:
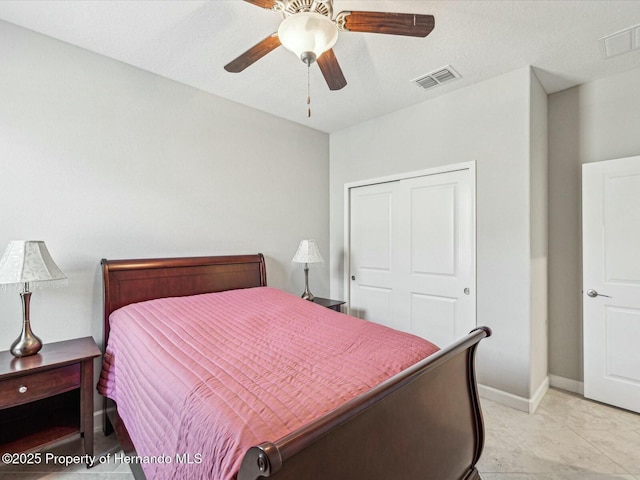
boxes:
[478,389,640,480]
[1,388,638,479]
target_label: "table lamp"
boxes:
[292,239,324,301]
[0,241,67,357]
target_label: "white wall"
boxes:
[330,67,546,403]
[529,70,548,398]
[548,66,640,383]
[0,21,330,356]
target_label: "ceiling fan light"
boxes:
[278,12,338,64]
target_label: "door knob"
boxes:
[351,275,356,281]
[586,289,612,298]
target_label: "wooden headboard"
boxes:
[101,254,267,347]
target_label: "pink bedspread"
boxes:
[98,287,439,480]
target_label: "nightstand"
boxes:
[0,337,101,455]
[311,297,346,312]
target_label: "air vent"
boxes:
[412,65,461,90]
[600,24,640,58]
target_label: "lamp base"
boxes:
[10,330,42,357]
[10,290,43,358]
[300,265,314,301]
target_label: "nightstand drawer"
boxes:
[0,364,81,409]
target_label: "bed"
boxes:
[99,253,490,480]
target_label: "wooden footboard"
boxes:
[238,326,490,480]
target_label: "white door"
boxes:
[349,181,405,332]
[583,155,640,413]
[348,167,475,347]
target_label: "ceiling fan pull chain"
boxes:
[307,61,311,118]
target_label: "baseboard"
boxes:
[478,384,531,413]
[548,374,584,395]
[478,376,549,414]
[530,376,549,413]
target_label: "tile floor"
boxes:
[478,389,640,479]
[1,388,638,479]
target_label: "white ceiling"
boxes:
[1,1,640,133]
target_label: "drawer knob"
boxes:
[18,385,28,394]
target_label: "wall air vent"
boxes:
[412,65,461,90]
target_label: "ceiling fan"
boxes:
[224,0,435,91]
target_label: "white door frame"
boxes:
[343,161,477,319]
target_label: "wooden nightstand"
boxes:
[311,297,346,312]
[0,337,101,455]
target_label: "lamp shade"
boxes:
[0,241,67,289]
[293,239,324,264]
[278,12,338,63]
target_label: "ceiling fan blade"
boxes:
[224,33,281,73]
[337,11,435,37]
[243,0,276,9]
[317,49,347,91]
